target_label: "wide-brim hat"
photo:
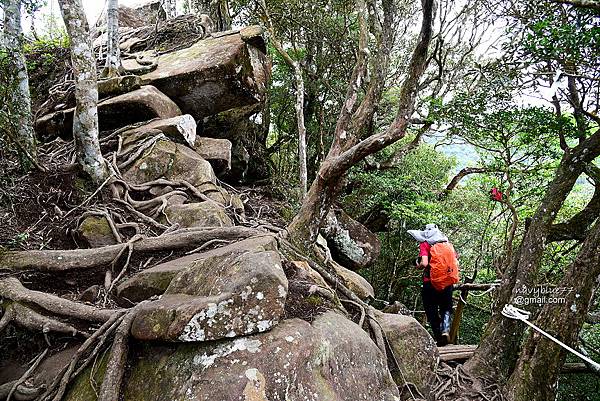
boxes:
[407,223,448,245]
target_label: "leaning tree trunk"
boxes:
[2,0,37,171]
[465,131,600,381]
[102,0,122,77]
[287,0,430,248]
[58,0,109,184]
[503,220,600,401]
[191,0,231,31]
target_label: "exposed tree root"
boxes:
[4,348,48,401]
[277,238,390,364]
[97,306,140,401]
[432,363,504,401]
[40,312,126,401]
[0,381,44,401]
[0,302,83,338]
[0,277,118,322]
[0,226,260,271]
[77,209,123,243]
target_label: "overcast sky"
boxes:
[19,0,558,107]
[23,0,147,32]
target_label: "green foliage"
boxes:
[8,232,29,248]
[519,5,600,71]
[23,36,70,72]
[343,142,495,303]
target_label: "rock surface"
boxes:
[138,28,270,120]
[323,208,381,271]
[376,312,438,399]
[123,114,197,147]
[122,139,216,188]
[76,215,117,248]
[36,86,181,139]
[117,235,279,302]
[194,137,232,174]
[97,75,142,98]
[130,242,287,341]
[164,201,233,228]
[331,260,375,300]
[201,105,268,182]
[65,312,401,401]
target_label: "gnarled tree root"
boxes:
[0,227,260,272]
[0,381,44,401]
[40,312,126,401]
[2,348,48,401]
[0,277,118,322]
[277,238,390,365]
[97,306,141,401]
[0,302,82,338]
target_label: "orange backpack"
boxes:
[429,242,459,291]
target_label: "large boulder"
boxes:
[200,104,268,182]
[117,1,165,28]
[194,137,232,174]
[375,312,438,399]
[122,114,197,147]
[130,243,288,341]
[117,235,279,302]
[93,1,165,32]
[75,215,118,248]
[35,86,181,139]
[137,26,270,120]
[97,75,142,98]
[322,208,381,271]
[65,312,401,401]
[163,202,233,228]
[331,260,375,300]
[122,139,216,188]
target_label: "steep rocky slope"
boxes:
[0,9,439,401]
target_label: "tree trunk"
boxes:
[102,0,122,77]
[164,0,177,18]
[191,0,230,31]
[465,131,600,381]
[58,0,109,184]
[3,0,37,171]
[295,63,308,198]
[503,220,600,400]
[287,0,433,247]
[256,0,307,199]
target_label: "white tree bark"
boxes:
[102,0,121,77]
[294,63,307,198]
[58,0,109,184]
[191,0,230,31]
[3,0,37,170]
[257,0,307,198]
[164,0,177,18]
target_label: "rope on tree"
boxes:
[501,304,600,370]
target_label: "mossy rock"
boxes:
[76,215,117,248]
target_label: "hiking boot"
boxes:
[441,311,452,343]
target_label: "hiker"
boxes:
[408,223,459,346]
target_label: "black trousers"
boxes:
[422,281,453,337]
